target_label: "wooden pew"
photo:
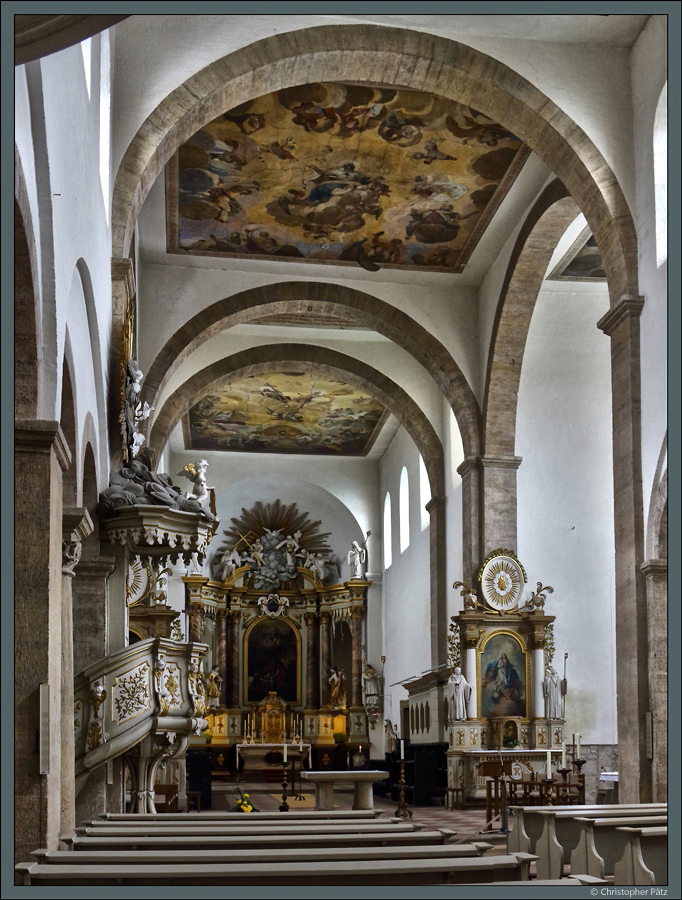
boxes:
[508,803,667,855]
[61,827,458,852]
[16,853,538,885]
[81,815,403,829]
[73,820,420,838]
[33,841,494,866]
[613,827,668,886]
[529,807,667,880]
[570,815,667,878]
[97,809,382,821]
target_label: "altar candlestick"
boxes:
[561,741,567,768]
[546,751,552,778]
[400,740,404,760]
[283,743,287,762]
[576,734,581,757]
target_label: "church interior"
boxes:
[12,11,669,888]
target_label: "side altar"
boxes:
[182,500,376,762]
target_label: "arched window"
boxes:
[399,467,410,552]
[654,82,667,267]
[419,454,431,531]
[383,492,392,569]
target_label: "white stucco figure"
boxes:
[446,667,472,721]
[347,540,366,579]
[543,667,567,719]
[362,662,381,709]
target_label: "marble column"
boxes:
[228,610,240,708]
[319,611,331,708]
[188,604,203,642]
[216,610,228,707]
[464,646,477,719]
[304,611,320,709]
[598,296,649,803]
[531,647,545,719]
[425,496,448,668]
[60,509,94,839]
[642,559,667,802]
[350,608,363,709]
[15,421,69,867]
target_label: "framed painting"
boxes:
[477,630,529,719]
[244,617,300,704]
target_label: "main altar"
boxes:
[181,500,374,765]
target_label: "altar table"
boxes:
[301,771,388,811]
[236,743,312,769]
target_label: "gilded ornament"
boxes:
[113,663,151,723]
[478,550,526,612]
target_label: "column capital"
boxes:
[641,558,667,578]
[111,256,136,300]
[75,555,116,578]
[480,455,523,470]
[457,456,479,477]
[62,508,94,576]
[597,295,645,336]
[303,611,318,626]
[425,495,445,513]
[15,419,71,470]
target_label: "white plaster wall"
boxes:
[14,66,42,289]
[444,403,465,623]
[631,15,668,531]
[112,15,640,214]
[516,285,616,745]
[379,426,433,732]
[24,41,114,489]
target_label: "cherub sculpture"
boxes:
[177,459,216,516]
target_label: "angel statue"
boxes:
[348,539,367,580]
[177,459,216,516]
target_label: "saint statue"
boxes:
[207,667,222,708]
[348,540,366,580]
[543,666,567,719]
[329,666,347,709]
[446,667,472,721]
[361,662,381,710]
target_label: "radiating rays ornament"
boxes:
[478,550,527,612]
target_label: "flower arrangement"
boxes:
[229,788,259,812]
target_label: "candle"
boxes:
[561,741,567,769]
[283,743,287,762]
[299,740,303,751]
[576,734,581,758]
[359,745,362,753]
[400,740,404,760]
[546,751,552,779]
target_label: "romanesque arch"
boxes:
[141,281,481,459]
[111,23,638,305]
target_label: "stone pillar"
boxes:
[319,611,331,708]
[350,608,363,709]
[15,421,69,867]
[642,559,667,802]
[228,610,240,707]
[598,296,649,803]
[480,455,523,556]
[216,610,228,707]
[60,509,94,839]
[304,611,320,709]
[457,458,481,580]
[426,496,448,668]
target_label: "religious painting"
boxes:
[547,225,606,281]
[245,617,299,704]
[166,82,530,273]
[477,630,529,719]
[186,371,387,456]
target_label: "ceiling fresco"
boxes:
[547,226,606,281]
[185,372,388,456]
[166,83,530,273]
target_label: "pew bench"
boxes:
[62,827,458,852]
[16,853,538,886]
[34,841,494,866]
[96,809,382,821]
[613,827,668,886]
[73,820,418,838]
[570,815,668,879]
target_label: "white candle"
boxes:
[546,751,552,778]
[576,734,581,757]
[283,743,287,762]
[400,740,404,760]
[299,740,303,751]
[561,741,567,768]
[359,745,362,753]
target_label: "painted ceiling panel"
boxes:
[547,226,606,281]
[166,82,529,273]
[187,371,387,456]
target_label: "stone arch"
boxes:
[14,149,39,421]
[112,23,638,305]
[141,281,481,458]
[150,343,444,500]
[149,342,448,664]
[647,435,667,561]
[483,180,579,457]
